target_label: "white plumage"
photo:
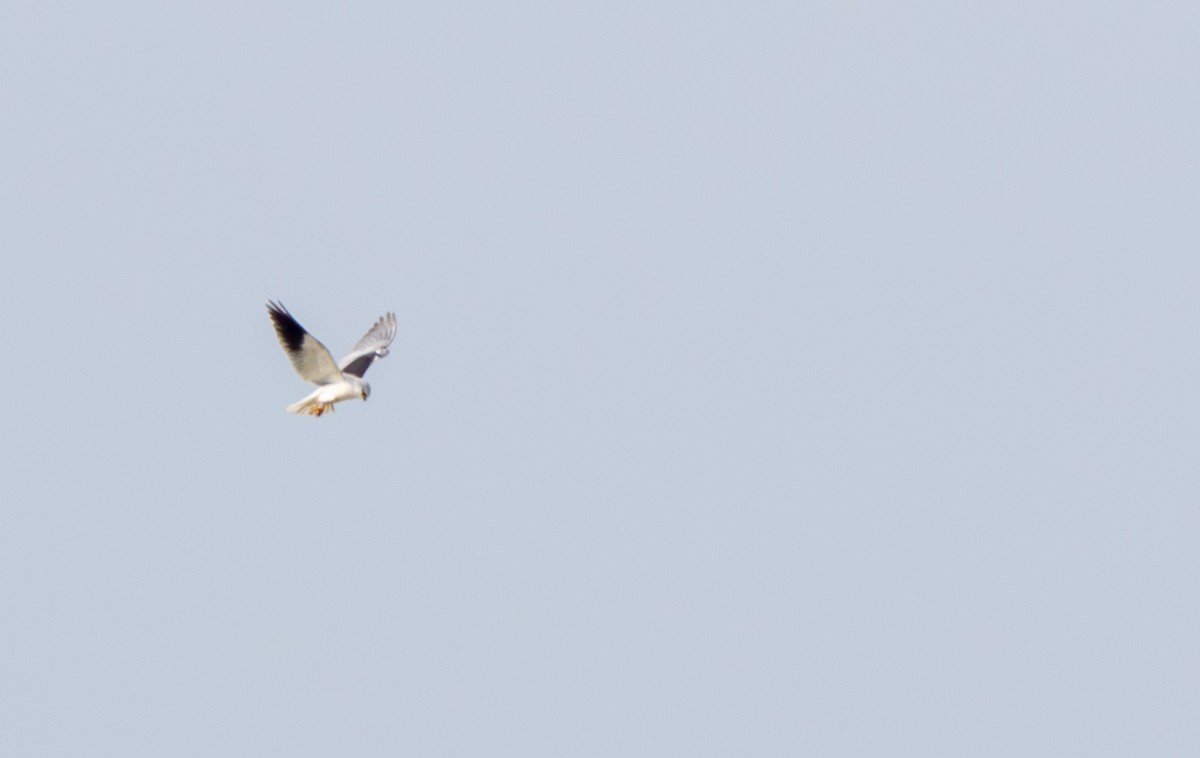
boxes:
[267,301,397,416]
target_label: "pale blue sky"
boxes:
[2,2,1199,756]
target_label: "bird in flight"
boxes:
[267,301,397,416]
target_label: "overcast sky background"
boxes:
[2,2,1199,756]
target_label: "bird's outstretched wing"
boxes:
[267,301,344,385]
[339,312,397,378]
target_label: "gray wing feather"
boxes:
[266,301,345,385]
[338,312,397,378]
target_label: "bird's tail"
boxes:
[287,397,316,414]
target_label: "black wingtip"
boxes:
[267,300,307,352]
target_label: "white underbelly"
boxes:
[316,382,357,404]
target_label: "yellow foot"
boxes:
[310,404,326,417]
